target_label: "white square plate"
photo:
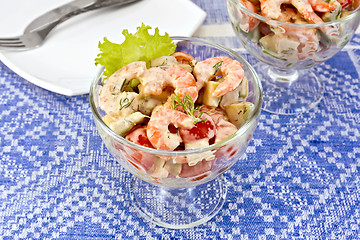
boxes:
[0,0,206,96]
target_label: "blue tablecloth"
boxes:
[1,0,360,239]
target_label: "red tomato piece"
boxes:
[179,113,216,143]
[125,126,156,171]
[126,126,153,148]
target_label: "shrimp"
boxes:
[101,61,146,97]
[262,0,341,37]
[308,0,338,12]
[99,61,146,112]
[260,0,326,24]
[171,52,196,65]
[170,52,197,72]
[139,67,169,96]
[237,0,261,32]
[146,109,194,150]
[193,57,245,97]
[126,126,178,178]
[166,65,199,101]
[141,65,198,102]
[276,7,320,59]
[150,52,196,72]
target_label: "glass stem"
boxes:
[268,68,299,82]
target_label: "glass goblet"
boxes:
[89,37,263,229]
[227,0,360,114]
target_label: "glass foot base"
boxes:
[254,63,324,115]
[129,175,227,229]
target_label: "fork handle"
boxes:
[24,0,139,33]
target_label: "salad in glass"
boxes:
[94,24,256,181]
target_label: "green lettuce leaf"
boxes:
[95,23,176,78]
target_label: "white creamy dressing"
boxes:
[100,91,139,118]
[140,67,170,96]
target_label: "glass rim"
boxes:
[227,0,360,28]
[89,36,263,156]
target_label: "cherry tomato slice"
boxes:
[179,113,216,143]
[126,126,153,148]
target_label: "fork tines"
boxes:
[0,37,26,48]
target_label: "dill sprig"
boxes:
[171,94,206,124]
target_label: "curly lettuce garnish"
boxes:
[95,23,176,78]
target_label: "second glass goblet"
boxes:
[227,0,360,114]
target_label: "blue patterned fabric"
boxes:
[1,0,360,239]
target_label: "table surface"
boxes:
[1,0,360,239]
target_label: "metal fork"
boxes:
[0,0,141,51]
